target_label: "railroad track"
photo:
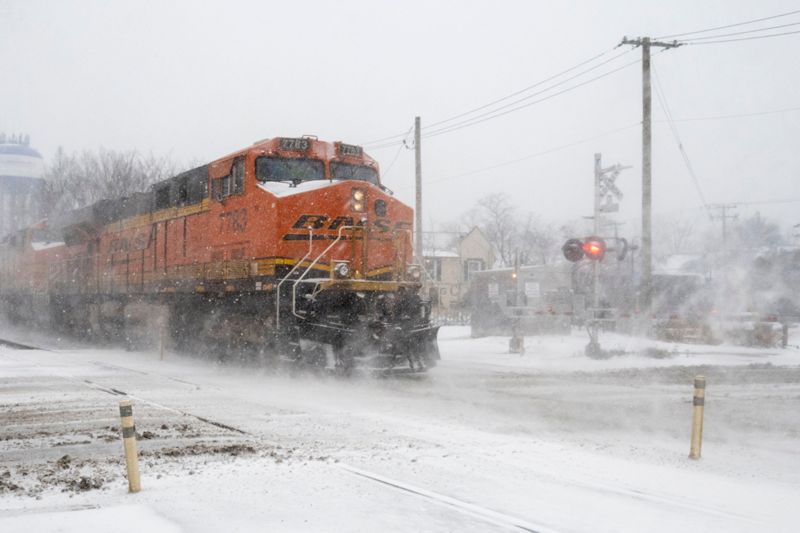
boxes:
[340,464,558,533]
[1,336,557,531]
[0,334,764,531]
[0,337,40,350]
[0,337,252,438]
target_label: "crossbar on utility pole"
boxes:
[619,36,682,316]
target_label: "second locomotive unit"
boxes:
[0,136,439,371]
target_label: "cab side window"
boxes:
[232,158,245,194]
[212,158,245,201]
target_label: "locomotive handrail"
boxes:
[275,228,314,330]
[290,225,356,321]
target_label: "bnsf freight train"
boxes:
[0,136,439,371]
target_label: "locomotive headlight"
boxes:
[407,265,422,281]
[351,188,366,212]
[333,261,351,279]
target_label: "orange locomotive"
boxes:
[0,136,439,371]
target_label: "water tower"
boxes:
[0,133,45,238]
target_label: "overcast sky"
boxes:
[2,0,798,238]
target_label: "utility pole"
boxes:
[619,36,681,315]
[414,116,423,264]
[710,203,738,299]
[710,203,738,251]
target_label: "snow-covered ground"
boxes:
[1,324,799,532]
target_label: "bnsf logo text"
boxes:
[283,214,411,240]
[291,215,410,233]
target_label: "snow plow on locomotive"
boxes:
[0,136,439,372]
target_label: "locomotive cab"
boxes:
[206,136,439,371]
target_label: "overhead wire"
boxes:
[651,65,713,221]
[379,123,414,179]
[656,9,800,39]
[422,56,641,139]
[366,15,798,151]
[734,198,800,206]
[394,122,640,191]
[422,48,682,141]
[423,48,628,130]
[676,20,800,41]
[661,105,800,122]
[680,28,800,45]
[360,46,633,147]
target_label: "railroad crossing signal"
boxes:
[597,163,628,214]
[562,236,628,262]
[562,238,585,262]
[582,236,606,261]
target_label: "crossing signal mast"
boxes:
[562,153,629,358]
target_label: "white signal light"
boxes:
[334,261,351,279]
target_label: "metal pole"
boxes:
[593,154,601,313]
[414,116,423,265]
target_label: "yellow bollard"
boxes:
[689,375,706,460]
[119,399,141,492]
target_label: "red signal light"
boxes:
[582,236,606,261]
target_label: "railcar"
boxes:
[0,136,439,371]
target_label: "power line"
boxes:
[365,17,798,150]
[679,21,800,41]
[394,122,640,190]
[681,28,800,45]
[365,55,640,150]
[652,65,712,221]
[735,198,800,206]
[424,48,630,130]
[379,124,414,179]
[661,105,800,122]
[422,57,641,139]
[656,9,800,39]
[360,46,632,147]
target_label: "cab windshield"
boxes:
[330,162,379,185]
[255,157,325,183]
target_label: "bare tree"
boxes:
[517,213,559,265]
[652,214,698,263]
[42,147,178,217]
[733,212,785,249]
[472,193,518,266]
